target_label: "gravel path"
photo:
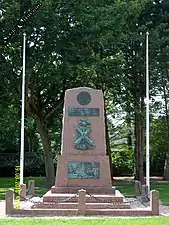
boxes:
[125,197,169,216]
[0,201,5,217]
[160,204,169,216]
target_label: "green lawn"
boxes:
[116,181,169,205]
[0,178,169,224]
[0,218,169,225]
[0,177,47,200]
[0,177,169,205]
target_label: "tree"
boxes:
[150,117,168,176]
[1,0,153,186]
[148,0,169,179]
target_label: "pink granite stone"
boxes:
[150,190,159,215]
[5,189,14,215]
[54,87,112,194]
[20,183,26,201]
[78,189,86,215]
[61,87,106,156]
[28,180,35,196]
[55,155,112,193]
[11,208,155,217]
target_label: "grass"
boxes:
[116,183,134,196]
[0,177,47,200]
[0,177,169,224]
[0,218,169,225]
[0,177,169,205]
[116,181,169,205]
[151,183,169,205]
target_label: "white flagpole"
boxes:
[146,31,150,194]
[20,33,26,185]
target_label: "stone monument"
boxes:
[51,87,112,194]
[13,86,158,216]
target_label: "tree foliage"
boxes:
[1,0,169,184]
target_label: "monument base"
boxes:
[51,186,115,194]
[54,155,112,194]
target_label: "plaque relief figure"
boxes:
[74,118,95,150]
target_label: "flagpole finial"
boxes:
[146,31,149,36]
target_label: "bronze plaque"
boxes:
[77,91,91,105]
[68,162,100,179]
[68,107,99,116]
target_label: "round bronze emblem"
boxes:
[77,91,91,105]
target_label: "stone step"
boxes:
[43,191,124,203]
[13,208,78,216]
[34,202,130,209]
[85,208,153,216]
[14,208,154,217]
[51,186,115,194]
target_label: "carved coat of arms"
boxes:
[74,118,95,150]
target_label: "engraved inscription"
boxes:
[68,107,99,116]
[68,162,100,179]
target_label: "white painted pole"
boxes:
[20,33,26,185]
[146,31,150,194]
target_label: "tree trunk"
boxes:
[25,91,65,188]
[35,119,55,188]
[163,153,169,180]
[134,97,144,184]
[140,95,145,183]
[126,111,133,151]
[27,136,32,152]
[104,100,113,182]
[162,73,169,180]
[105,114,114,182]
